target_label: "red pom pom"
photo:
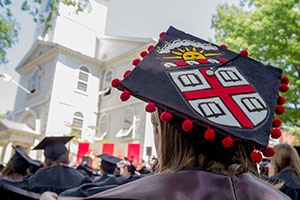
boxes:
[204,129,215,141]
[281,76,289,84]
[220,44,227,49]
[123,70,131,78]
[147,45,154,52]
[111,78,120,88]
[145,102,156,113]
[120,90,131,101]
[271,128,282,139]
[277,96,286,105]
[279,84,289,93]
[159,32,166,38]
[182,119,193,132]
[250,150,263,163]
[275,105,285,115]
[264,147,275,157]
[160,111,173,122]
[222,137,234,148]
[140,51,148,58]
[132,58,141,66]
[272,118,282,128]
[240,49,248,56]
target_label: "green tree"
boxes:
[0,0,87,64]
[212,0,300,127]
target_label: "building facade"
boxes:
[0,0,157,165]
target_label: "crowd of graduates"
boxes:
[0,136,158,199]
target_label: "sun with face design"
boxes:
[164,47,220,61]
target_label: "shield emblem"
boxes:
[169,66,268,128]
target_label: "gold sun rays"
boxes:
[163,47,220,61]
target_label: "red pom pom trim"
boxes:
[123,70,131,78]
[279,84,289,93]
[147,45,154,52]
[111,78,120,88]
[159,32,166,38]
[222,137,234,148]
[275,105,285,115]
[281,76,289,85]
[271,128,281,139]
[277,96,286,105]
[120,90,131,101]
[140,51,148,58]
[240,49,248,56]
[220,44,227,49]
[160,111,173,122]
[250,150,263,163]
[182,119,193,132]
[264,147,275,157]
[204,129,215,142]
[272,118,282,128]
[132,58,141,66]
[145,102,156,113]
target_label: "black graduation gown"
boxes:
[269,168,300,200]
[59,174,141,197]
[21,165,92,194]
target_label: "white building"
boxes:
[0,0,157,166]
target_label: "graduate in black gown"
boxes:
[15,136,92,195]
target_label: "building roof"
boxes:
[0,119,39,135]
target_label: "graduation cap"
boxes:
[97,154,122,174]
[12,145,42,168]
[111,26,289,163]
[33,136,73,160]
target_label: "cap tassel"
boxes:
[222,136,234,148]
[120,90,131,101]
[272,118,282,128]
[263,146,275,157]
[111,78,120,88]
[204,128,215,142]
[250,150,263,163]
[160,111,173,122]
[182,119,193,132]
[271,128,282,139]
[145,102,156,113]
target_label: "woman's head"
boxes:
[269,143,300,176]
[151,109,256,176]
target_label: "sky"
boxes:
[0,0,239,114]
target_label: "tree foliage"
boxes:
[0,0,87,64]
[212,0,300,128]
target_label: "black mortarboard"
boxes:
[112,26,289,163]
[97,154,121,174]
[12,145,42,168]
[33,136,73,160]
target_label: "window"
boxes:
[102,70,113,96]
[77,66,89,92]
[28,67,42,94]
[72,112,84,137]
[116,109,134,138]
[95,115,109,140]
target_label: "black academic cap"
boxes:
[112,26,289,163]
[12,145,42,167]
[33,136,73,160]
[97,154,121,174]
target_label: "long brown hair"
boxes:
[269,143,300,176]
[152,109,257,176]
